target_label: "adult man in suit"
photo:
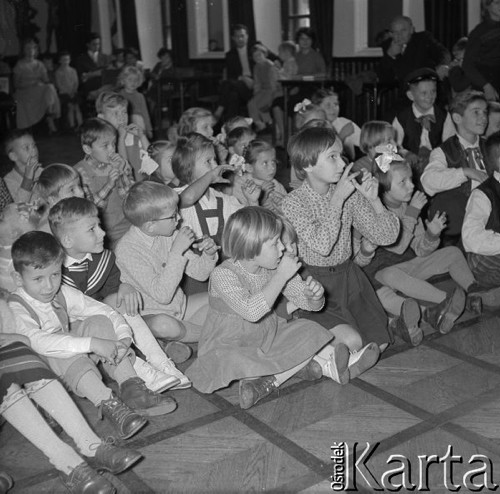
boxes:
[376,16,451,84]
[214,24,254,121]
[75,33,111,100]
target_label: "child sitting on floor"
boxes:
[362,144,485,343]
[75,118,134,247]
[282,126,399,355]
[96,91,150,179]
[3,129,42,203]
[115,182,218,348]
[186,207,378,409]
[0,289,142,493]
[8,231,176,438]
[146,140,180,186]
[49,197,190,388]
[311,88,361,161]
[462,131,500,306]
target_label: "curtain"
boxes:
[309,0,334,70]
[424,0,467,51]
[170,0,189,66]
[120,0,140,52]
[228,0,256,42]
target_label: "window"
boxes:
[281,0,310,41]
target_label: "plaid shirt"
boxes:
[0,178,13,212]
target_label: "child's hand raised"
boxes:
[109,152,127,171]
[115,338,132,364]
[107,167,120,186]
[25,153,41,179]
[276,252,301,281]
[261,181,275,197]
[409,190,428,210]
[125,123,143,136]
[304,275,324,301]
[207,164,235,185]
[193,234,219,257]
[171,225,196,255]
[330,163,358,207]
[241,179,262,205]
[426,210,447,236]
[116,282,143,316]
[353,170,379,203]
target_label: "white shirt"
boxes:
[421,134,483,196]
[237,46,252,77]
[462,171,500,256]
[392,104,455,151]
[9,284,132,358]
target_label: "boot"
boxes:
[0,472,13,494]
[99,394,147,440]
[59,462,115,494]
[88,438,143,474]
[348,343,380,379]
[422,287,466,334]
[390,298,423,346]
[133,357,180,393]
[120,377,177,416]
[239,376,278,409]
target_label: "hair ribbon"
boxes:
[294,98,311,113]
[374,143,403,173]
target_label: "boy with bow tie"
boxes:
[392,68,455,184]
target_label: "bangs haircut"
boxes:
[123,181,178,226]
[311,88,337,106]
[172,133,214,185]
[148,140,176,163]
[485,131,500,175]
[372,158,411,193]
[12,231,64,274]
[35,163,79,201]
[48,197,99,239]
[226,126,255,149]
[288,126,338,181]
[118,65,144,87]
[178,107,213,136]
[4,128,33,154]
[223,116,251,135]
[95,91,128,114]
[80,118,117,147]
[449,90,487,116]
[243,139,274,166]
[222,206,283,261]
[360,121,396,154]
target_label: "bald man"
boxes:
[376,16,451,84]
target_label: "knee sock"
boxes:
[274,358,310,386]
[377,286,405,316]
[109,355,137,385]
[1,388,84,474]
[26,379,101,457]
[74,370,112,406]
[124,314,168,369]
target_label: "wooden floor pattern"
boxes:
[3,135,500,492]
[2,305,500,493]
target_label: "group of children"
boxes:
[3,64,500,492]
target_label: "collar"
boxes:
[15,287,57,308]
[457,134,480,149]
[85,154,110,170]
[237,46,248,54]
[412,105,435,118]
[64,252,93,268]
[12,164,25,177]
[303,179,335,199]
[494,171,500,184]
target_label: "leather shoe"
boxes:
[59,462,115,494]
[239,376,277,409]
[89,439,143,474]
[423,287,466,334]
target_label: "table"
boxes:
[155,71,220,126]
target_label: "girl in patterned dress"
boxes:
[186,207,379,409]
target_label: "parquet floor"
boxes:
[3,134,500,493]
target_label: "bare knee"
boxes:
[144,314,185,340]
[375,267,400,287]
[329,324,362,352]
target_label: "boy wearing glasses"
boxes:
[115,182,218,351]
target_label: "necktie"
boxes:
[415,114,436,132]
[68,259,89,272]
[466,147,485,170]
